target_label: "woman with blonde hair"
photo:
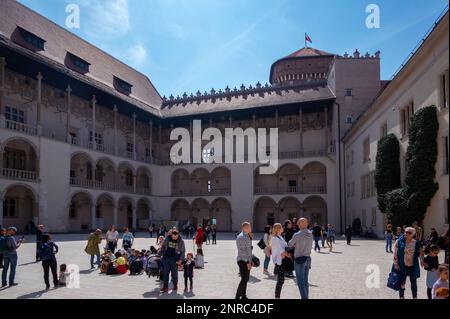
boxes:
[271,223,288,298]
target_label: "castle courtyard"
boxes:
[0,232,434,299]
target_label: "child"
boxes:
[432,264,449,299]
[58,264,69,286]
[424,244,440,299]
[115,252,127,274]
[183,252,195,292]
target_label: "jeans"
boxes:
[385,238,393,252]
[235,260,250,299]
[90,254,100,268]
[294,256,311,299]
[42,257,58,287]
[274,264,285,298]
[2,253,18,285]
[212,235,217,245]
[399,266,418,298]
[162,256,178,286]
[313,237,321,251]
[263,255,271,270]
[321,237,326,248]
[107,241,116,254]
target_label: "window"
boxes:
[443,136,449,175]
[345,88,353,97]
[114,76,133,95]
[371,207,377,226]
[345,115,353,124]
[5,106,25,123]
[70,132,78,145]
[380,121,388,138]
[440,70,449,109]
[89,131,103,145]
[363,137,370,163]
[4,147,26,170]
[18,27,45,50]
[125,170,133,187]
[126,142,134,153]
[3,199,16,217]
[145,147,151,158]
[400,102,414,136]
[202,148,214,163]
[67,53,90,73]
[361,171,376,199]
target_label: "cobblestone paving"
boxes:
[0,232,437,299]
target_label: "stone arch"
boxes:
[191,197,210,228]
[70,152,94,182]
[137,197,152,228]
[278,196,302,223]
[2,184,38,233]
[136,166,152,195]
[118,196,134,230]
[2,138,39,179]
[96,193,115,230]
[253,196,277,232]
[302,161,327,194]
[171,168,190,196]
[302,195,328,226]
[69,191,93,232]
[191,168,210,196]
[277,163,302,193]
[171,199,191,227]
[210,166,231,195]
[211,197,232,231]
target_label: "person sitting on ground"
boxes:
[115,252,128,274]
[58,264,69,286]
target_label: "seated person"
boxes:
[115,252,128,274]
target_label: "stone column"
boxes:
[149,120,153,164]
[36,72,43,135]
[132,112,137,160]
[113,205,118,227]
[0,57,6,119]
[324,105,328,152]
[299,108,303,154]
[66,85,72,142]
[113,105,118,156]
[91,95,97,150]
[0,195,3,228]
[91,203,97,230]
[132,205,137,230]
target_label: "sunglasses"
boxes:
[406,231,413,235]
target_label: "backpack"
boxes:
[38,242,54,260]
[129,258,143,275]
[0,236,10,254]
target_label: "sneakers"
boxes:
[9,283,18,287]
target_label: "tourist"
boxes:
[159,229,185,293]
[195,226,205,251]
[1,227,24,287]
[394,226,403,240]
[106,225,119,253]
[321,225,327,248]
[311,222,322,252]
[148,224,155,238]
[205,226,211,245]
[292,218,299,232]
[115,252,128,274]
[0,228,5,269]
[35,224,44,262]
[85,229,102,269]
[432,264,449,299]
[262,225,272,275]
[385,224,394,253]
[271,223,287,299]
[38,234,59,290]
[211,225,217,245]
[235,222,253,300]
[58,264,69,286]
[426,228,439,245]
[326,224,336,252]
[289,218,313,299]
[345,225,352,245]
[412,221,424,243]
[393,227,424,299]
[424,244,440,299]
[183,252,195,292]
[282,220,295,277]
[122,228,134,251]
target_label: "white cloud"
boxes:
[127,43,147,67]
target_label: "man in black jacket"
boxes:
[283,220,296,277]
[35,224,44,262]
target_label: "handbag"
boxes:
[387,270,403,291]
[257,238,266,250]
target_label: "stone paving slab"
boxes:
[0,233,437,299]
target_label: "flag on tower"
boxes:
[305,33,312,46]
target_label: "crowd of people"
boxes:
[0,219,448,299]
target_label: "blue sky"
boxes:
[18,0,448,97]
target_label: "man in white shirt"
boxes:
[105,225,119,253]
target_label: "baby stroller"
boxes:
[146,254,161,278]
